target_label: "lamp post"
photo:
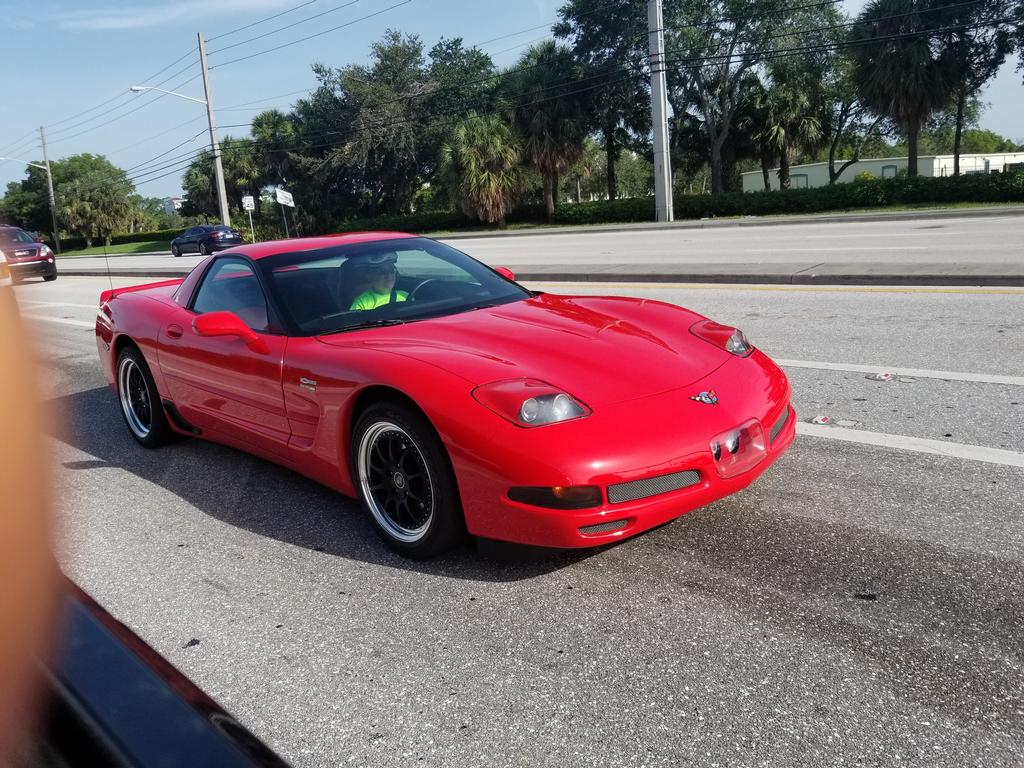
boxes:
[130,34,230,227]
[0,153,61,254]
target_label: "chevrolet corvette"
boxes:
[95,232,795,557]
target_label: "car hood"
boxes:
[317,293,733,405]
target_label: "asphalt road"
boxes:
[57,212,1024,284]
[15,275,1024,767]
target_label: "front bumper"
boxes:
[453,350,796,548]
[10,258,57,280]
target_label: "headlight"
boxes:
[689,319,753,357]
[39,245,53,256]
[473,379,590,427]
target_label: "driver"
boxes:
[350,253,409,310]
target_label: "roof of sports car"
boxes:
[233,231,418,260]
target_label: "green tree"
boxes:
[935,0,1014,175]
[181,137,260,219]
[757,59,825,189]
[850,0,955,176]
[821,54,889,184]
[505,41,591,221]
[555,0,650,200]
[58,167,134,247]
[665,0,803,194]
[440,114,522,227]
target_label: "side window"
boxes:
[790,174,809,189]
[192,259,270,331]
[881,165,898,178]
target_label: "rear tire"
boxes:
[351,400,463,558]
[116,345,173,448]
[199,242,209,256]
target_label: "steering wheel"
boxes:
[407,278,441,302]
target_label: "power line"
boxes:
[207,0,320,43]
[45,59,201,142]
[0,129,40,156]
[207,0,362,56]
[210,0,413,69]
[47,73,203,146]
[105,115,207,158]
[43,47,199,131]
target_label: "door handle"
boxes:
[166,324,184,339]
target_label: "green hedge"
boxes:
[61,227,181,252]
[329,172,1024,234]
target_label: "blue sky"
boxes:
[1,0,1021,199]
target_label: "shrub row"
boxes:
[330,172,1024,234]
[61,227,181,252]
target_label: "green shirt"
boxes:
[350,289,408,311]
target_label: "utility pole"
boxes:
[197,32,231,227]
[647,0,674,222]
[38,126,61,254]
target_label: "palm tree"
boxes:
[250,109,296,187]
[849,0,953,176]
[757,64,824,189]
[440,114,523,227]
[504,41,590,222]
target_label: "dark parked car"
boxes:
[0,225,57,282]
[171,225,244,257]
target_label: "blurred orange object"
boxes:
[0,285,60,763]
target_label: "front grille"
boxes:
[607,469,701,504]
[769,406,791,444]
[578,519,628,536]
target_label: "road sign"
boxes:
[242,195,255,211]
[275,188,294,208]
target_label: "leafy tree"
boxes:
[664,0,804,194]
[440,114,522,226]
[250,109,297,187]
[820,55,889,184]
[181,137,260,219]
[505,41,591,221]
[757,60,824,189]
[58,166,134,247]
[849,0,955,176]
[554,0,650,200]
[934,0,1014,175]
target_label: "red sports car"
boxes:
[95,232,795,557]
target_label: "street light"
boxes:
[128,32,230,227]
[128,85,208,105]
[0,154,61,254]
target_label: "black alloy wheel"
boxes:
[116,346,174,448]
[352,401,463,558]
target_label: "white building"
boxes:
[741,153,1024,192]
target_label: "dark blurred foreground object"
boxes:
[27,583,291,768]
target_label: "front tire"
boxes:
[171,244,180,257]
[116,346,173,448]
[43,274,57,282]
[352,401,463,558]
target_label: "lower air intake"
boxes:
[607,469,701,504]
[578,519,628,536]
[770,406,791,444]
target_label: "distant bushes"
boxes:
[61,227,180,252]
[328,172,1024,234]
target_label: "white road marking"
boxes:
[776,359,1024,387]
[22,314,95,329]
[797,423,1024,468]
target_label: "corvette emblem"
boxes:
[690,389,718,405]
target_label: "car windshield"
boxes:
[258,237,530,335]
[0,228,35,244]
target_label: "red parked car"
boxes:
[0,225,57,282]
[95,232,795,558]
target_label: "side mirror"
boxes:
[494,266,515,281]
[193,311,261,347]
